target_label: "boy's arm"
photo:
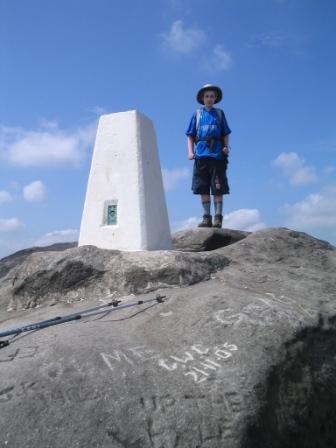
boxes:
[223,134,230,155]
[185,112,197,160]
[187,136,195,160]
[221,110,231,155]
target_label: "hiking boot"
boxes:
[198,214,212,228]
[213,214,223,228]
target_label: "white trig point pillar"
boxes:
[78,110,172,251]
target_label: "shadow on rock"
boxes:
[172,228,249,252]
[244,314,336,448]
[13,260,105,308]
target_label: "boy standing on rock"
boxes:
[186,84,231,228]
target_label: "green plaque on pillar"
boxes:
[107,204,117,225]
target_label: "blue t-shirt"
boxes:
[185,107,231,160]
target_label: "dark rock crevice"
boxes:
[244,316,336,448]
[12,261,105,308]
[172,228,249,252]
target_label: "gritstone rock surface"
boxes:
[0,227,335,448]
[172,228,249,252]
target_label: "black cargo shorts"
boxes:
[192,156,230,195]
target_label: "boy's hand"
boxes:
[188,152,195,160]
[222,146,229,156]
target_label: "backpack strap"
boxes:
[215,108,224,132]
[196,108,224,132]
[196,108,202,132]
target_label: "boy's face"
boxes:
[203,89,216,108]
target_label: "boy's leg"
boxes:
[198,194,212,227]
[201,194,211,215]
[214,194,223,215]
[213,194,223,228]
[209,158,229,228]
[192,159,213,227]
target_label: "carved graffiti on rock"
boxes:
[100,342,238,385]
[158,342,238,385]
[214,292,315,329]
[101,345,161,372]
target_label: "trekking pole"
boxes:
[0,313,83,338]
[80,294,166,319]
[0,294,166,341]
[0,300,120,338]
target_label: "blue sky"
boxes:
[1,0,336,258]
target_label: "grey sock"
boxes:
[214,201,223,215]
[202,201,211,215]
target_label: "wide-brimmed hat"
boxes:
[196,84,223,104]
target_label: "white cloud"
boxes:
[202,44,232,73]
[280,185,336,243]
[171,216,199,232]
[90,106,108,115]
[23,180,47,203]
[160,20,206,53]
[248,32,302,49]
[0,190,12,204]
[0,218,24,233]
[172,208,266,232]
[34,229,79,246]
[212,44,232,71]
[162,167,189,191]
[39,119,59,130]
[222,209,266,232]
[273,152,318,185]
[0,121,96,168]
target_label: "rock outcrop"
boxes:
[0,227,335,448]
[0,240,234,312]
[0,242,77,282]
[172,228,249,252]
